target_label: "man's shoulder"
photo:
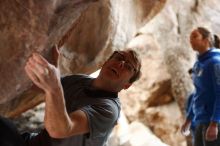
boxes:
[81,98,121,132]
[89,98,121,119]
[98,98,121,110]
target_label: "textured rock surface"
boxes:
[140,102,186,146]
[0,0,98,117]
[108,112,169,146]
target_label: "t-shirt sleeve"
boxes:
[81,100,120,138]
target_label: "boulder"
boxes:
[0,0,98,117]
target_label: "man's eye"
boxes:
[125,63,133,71]
[192,35,198,38]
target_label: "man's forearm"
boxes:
[44,85,73,138]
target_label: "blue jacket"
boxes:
[187,48,220,124]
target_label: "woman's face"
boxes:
[190,29,204,51]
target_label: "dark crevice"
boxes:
[176,13,181,35]
[191,0,199,13]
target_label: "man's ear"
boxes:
[123,83,132,90]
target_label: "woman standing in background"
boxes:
[185,27,220,146]
[184,27,220,146]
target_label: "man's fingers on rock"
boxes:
[25,66,42,88]
[33,53,49,67]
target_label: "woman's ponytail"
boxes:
[213,34,220,48]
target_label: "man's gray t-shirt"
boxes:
[28,74,121,146]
